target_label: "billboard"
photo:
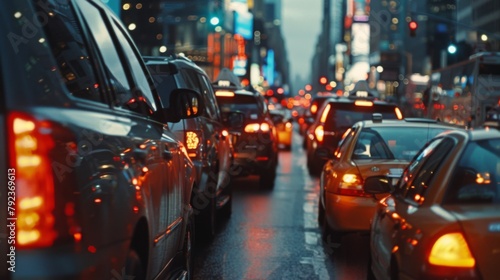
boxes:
[234,10,253,40]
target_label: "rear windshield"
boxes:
[217,95,264,119]
[148,68,177,108]
[324,103,398,131]
[352,126,449,161]
[444,139,500,205]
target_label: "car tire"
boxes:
[284,144,292,151]
[219,192,232,219]
[194,183,217,243]
[318,198,325,226]
[125,249,146,280]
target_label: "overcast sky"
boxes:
[281,0,322,87]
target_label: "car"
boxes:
[364,128,500,280]
[305,96,404,175]
[318,117,460,245]
[298,95,332,137]
[0,1,201,279]
[144,55,234,240]
[270,109,294,151]
[214,87,279,189]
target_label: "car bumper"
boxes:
[277,131,292,146]
[325,192,377,232]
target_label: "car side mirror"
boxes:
[363,176,392,194]
[222,111,245,128]
[163,88,202,122]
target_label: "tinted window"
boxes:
[199,75,220,120]
[111,19,156,112]
[444,139,500,204]
[148,66,177,108]
[324,103,398,131]
[37,0,102,103]
[352,126,449,161]
[217,95,263,119]
[395,138,455,202]
[78,0,132,107]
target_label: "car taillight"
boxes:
[8,112,57,248]
[314,125,324,142]
[185,130,201,158]
[285,122,293,130]
[428,233,475,268]
[244,122,270,133]
[336,173,369,197]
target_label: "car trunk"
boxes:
[445,204,500,279]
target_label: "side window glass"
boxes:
[77,0,133,109]
[335,127,355,159]
[111,19,156,113]
[36,0,103,103]
[199,75,219,120]
[400,138,455,203]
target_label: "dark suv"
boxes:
[0,1,201,279]
[144,56,234,239]
[215,88,279,189]
[305,96,404,175]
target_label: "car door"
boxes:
[372,137,455,274]
[75,0,173,276]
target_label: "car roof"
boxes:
[439,127,500,142]
[324,96,397,106]
[356,118,462,129]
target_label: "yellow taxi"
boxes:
[365,128,500,280]
[271,109,293,150]
[318,116,459,244]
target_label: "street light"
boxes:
[448,44,457,54]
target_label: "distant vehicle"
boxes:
[270,109,294,151]
[1,1,200,279]
[144,55,234,240]
[318,117,459,244]
[305,96,403,175]
[215,88,279,189]
[365,128,500,280]
[426,52,500,128]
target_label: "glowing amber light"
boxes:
[429,233,475,268]
[186,131,200,150]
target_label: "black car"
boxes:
[144,55,234,240]
[1,1,200,279]
[305,96,404,175]
[215,88,279,189]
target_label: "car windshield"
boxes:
[444,139,500,205]
[352,126,450,161]
[217,95,263,119]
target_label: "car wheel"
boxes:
[219,192,232,219]
[284,144,292,151]
[125,249,145,280]
[181,215,194,280]
[194,184,217,243]
[366,247,376,280]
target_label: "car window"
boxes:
[148,64,177,108]
[110,19,156,113]
[77,0,133,108]
[36,0,103,104]
[352,126,449,160]
[198,74,220,120]
[335,126,356,158]
[444,139,500,204]
[396,137,455,203]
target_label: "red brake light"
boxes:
[336,173,370,197]
[428,233,476,268]
[8,112,57,248]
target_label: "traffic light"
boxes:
[408,21,418,37]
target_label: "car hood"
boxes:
[354,159,408,181]
[444,204,500,279]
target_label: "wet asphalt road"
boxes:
[192,128,371,280]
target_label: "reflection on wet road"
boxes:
[193,129,371,279]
